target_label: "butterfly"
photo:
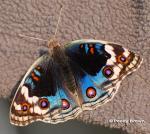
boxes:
[9,38,143,126]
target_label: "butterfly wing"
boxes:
[10,54,82,126]
[65,39,143,110]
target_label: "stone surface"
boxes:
[0,0,149,134]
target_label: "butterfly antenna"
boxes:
[53,5,63,39]
[18,34,48,42]
[48,5,63,48]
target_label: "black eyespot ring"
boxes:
[38,98,49,109]
[117,55,128,64]
[103,66,114,78]
[21,103,30,112]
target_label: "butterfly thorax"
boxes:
[47,39,61,53]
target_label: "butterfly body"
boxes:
[10,39,143,126]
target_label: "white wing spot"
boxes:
[123,48,130,57]
[21,86,39,104]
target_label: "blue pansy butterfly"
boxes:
[10,38,142,126]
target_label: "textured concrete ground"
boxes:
[0,0,149,134]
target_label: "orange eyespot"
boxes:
[61,99,70,110]
[103,66,114,78]
[21,103,30,112]
[117,55,128,64]
[86,87,97,98]
[38,98,49,109]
